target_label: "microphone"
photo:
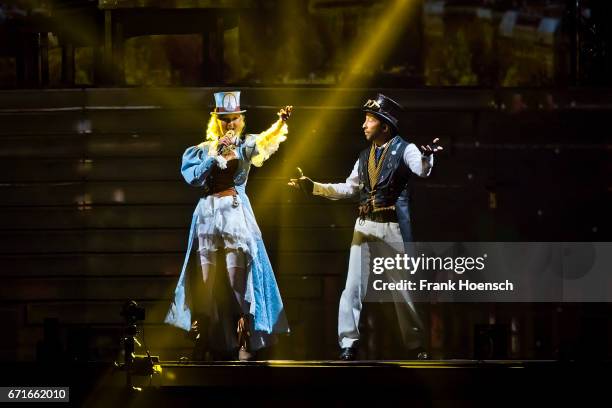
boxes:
[218,130,236,155]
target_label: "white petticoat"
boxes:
[193,193,277,350]
[194,194,261,257]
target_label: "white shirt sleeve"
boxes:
[404,143,434,177]
[313,159,360,200]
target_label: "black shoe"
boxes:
[408,346,430,360]
[339,347,357,361]
[416,350,430,360]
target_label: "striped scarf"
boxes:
[367,141,392,190]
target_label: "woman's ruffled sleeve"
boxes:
[249,118,288,167]
[180,145,219,186]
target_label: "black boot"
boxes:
[237,314,254,361]
[339,347,357,361]
[189,315,210,361]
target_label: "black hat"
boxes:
[362,93,402,132]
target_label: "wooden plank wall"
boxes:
[0,88,610,361]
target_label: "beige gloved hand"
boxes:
[287,167,314,195]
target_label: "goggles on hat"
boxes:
[363,99,381,111]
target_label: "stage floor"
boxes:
[2,359,608,406]
[153,359,552,385]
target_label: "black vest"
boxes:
[358,136,413,242]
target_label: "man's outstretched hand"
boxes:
[288,167,314,195]
[421,137,443,156]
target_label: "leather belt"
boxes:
[363,209,398,223]
[212,187,237,197]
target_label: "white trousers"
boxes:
[338,219,424,349]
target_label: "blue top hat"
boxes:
[362,93,402,132]
[211,91,247,115]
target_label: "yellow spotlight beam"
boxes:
[259,0,417,263]
[287,0,417,163]
[256,0,417,205]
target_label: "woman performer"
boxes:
[165,91,292,361]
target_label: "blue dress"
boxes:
[165,135,290,350]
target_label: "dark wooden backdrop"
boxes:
[0,88,610,361]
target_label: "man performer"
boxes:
[289,93,442,360]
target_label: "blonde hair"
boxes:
[205,113,224,142]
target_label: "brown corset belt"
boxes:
[213,187,237,197]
